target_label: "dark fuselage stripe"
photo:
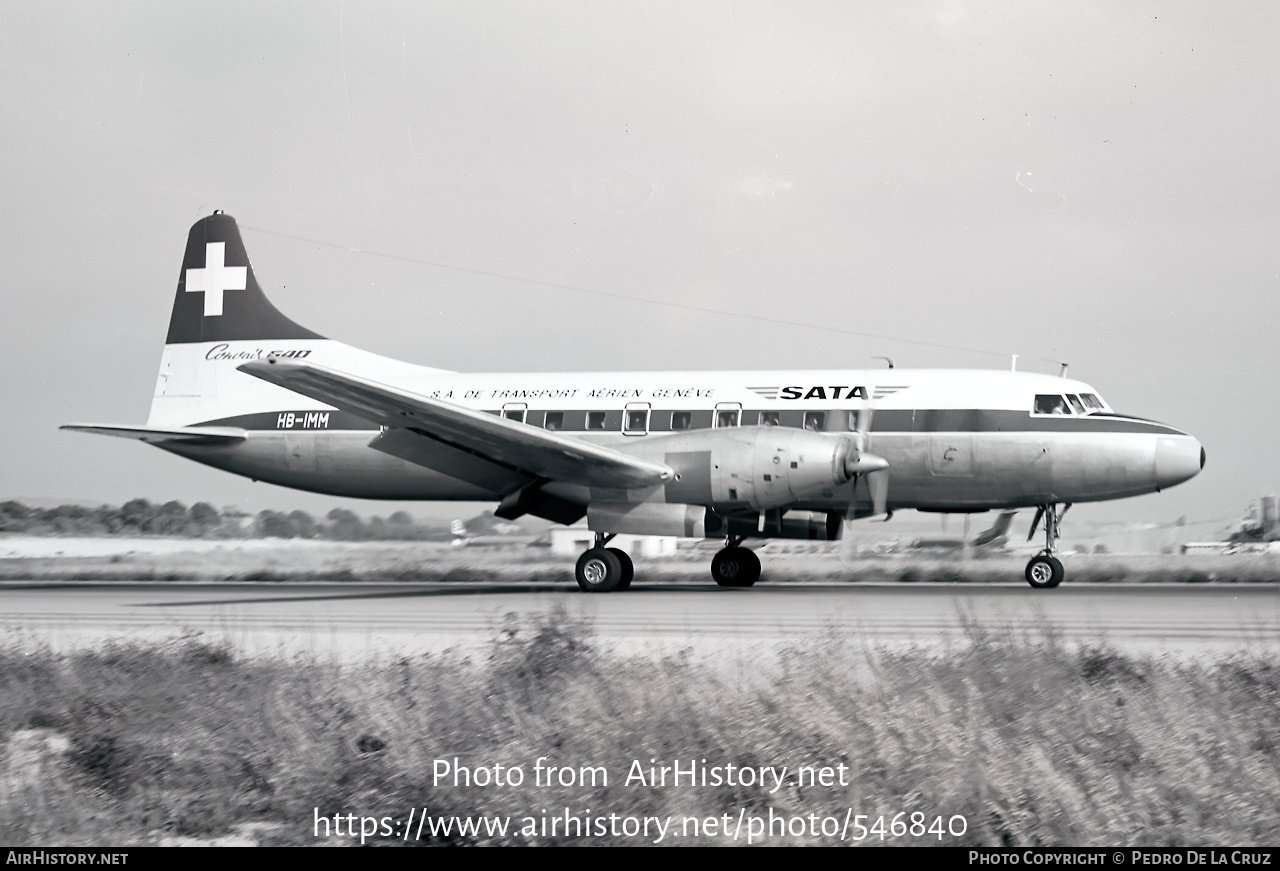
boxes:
[196,408,1185,437]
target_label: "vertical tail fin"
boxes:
[166,211,323,344]
[148,212,329,427]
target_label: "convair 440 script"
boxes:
[65,213,1205,591]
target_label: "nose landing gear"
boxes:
[1025,503,1070,588]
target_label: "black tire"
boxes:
[711,547,761,588]
[607,547,634,591]
[1025,555,1064,588]
[576,548,624,592]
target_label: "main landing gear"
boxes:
[575,533,762,592]
[1025,503,1070,589]
[574,533,633,593]
[711,537,761,588]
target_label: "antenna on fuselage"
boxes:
[1059,362,1069,377]
[873,356,895,369]
[1010,354,1019,372]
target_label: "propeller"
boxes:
[839,407,891,565]
[850,408,890,516]
[840,408,889,478]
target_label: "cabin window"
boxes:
[587,411,607,430]
[761,411,780,426]
[804,411,826,431]
[1033,394,1071,415]
[503,409,526,423]
[544,412,564,431]
[671,411,691,430]
[716,409,740,428]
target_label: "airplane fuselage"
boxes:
[151,339,1202,515]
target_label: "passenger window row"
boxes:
[493,408,863,434]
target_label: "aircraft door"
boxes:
[713,402,741,428]
[284,432,319,473]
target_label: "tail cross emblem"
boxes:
[185,242,247,316]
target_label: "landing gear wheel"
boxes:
[576,548,624,593]
[711,547,760,588]
[607,548,634,591]
[1025,555,1064,589]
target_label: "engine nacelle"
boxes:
[586,503,841,541]
[624,426,875,511]
[587,502,709,537]
[719,509,843,541]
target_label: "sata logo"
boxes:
[779,386,868,400]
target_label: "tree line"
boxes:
[0,499,454,541]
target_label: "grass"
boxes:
[2,541,1279,585]
[1,617,1278,846]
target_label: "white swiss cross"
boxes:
[185,242,247,317]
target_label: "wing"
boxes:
[60,423,247,445]
[236,358,673,491]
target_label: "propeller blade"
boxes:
[853,407,873,449]
[838,513,860,567]
[867,469,889,517]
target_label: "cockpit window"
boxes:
[1079,393,1106,412]
[1034,394,1071,415]
[1066,394,1087,415]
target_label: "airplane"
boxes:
[449,516,544,548]
[908,510,1017,552]
[63,212,1205,592]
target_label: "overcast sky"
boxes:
[2,2,1275,529]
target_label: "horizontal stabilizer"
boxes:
[237,357,674,490]
[60,423,247,445]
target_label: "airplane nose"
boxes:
[1155,435,1204,490]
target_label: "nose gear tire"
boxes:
[1025,555,1064,588]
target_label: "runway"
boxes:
[1,581,1276,659]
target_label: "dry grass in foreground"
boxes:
[1,618,1278,846]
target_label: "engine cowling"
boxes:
[627,426,886,512]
